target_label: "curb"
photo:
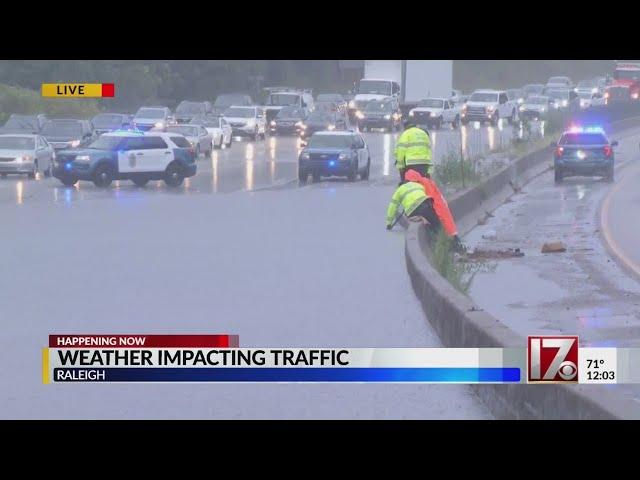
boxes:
[405,110,640,419]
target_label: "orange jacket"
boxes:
[405,169,458,236]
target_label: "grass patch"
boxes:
[430,230,475,294]
[433,151,480,189]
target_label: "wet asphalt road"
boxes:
[0,123,515,419]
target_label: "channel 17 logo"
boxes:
[528,336,579,383]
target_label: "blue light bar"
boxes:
[329,160,336,167]
[568,125,605,134]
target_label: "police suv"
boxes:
[53,131,197,188]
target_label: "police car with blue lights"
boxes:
[53,130,197,188]
[553,126,617,184]
[298,131,370,183]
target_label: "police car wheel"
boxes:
[226,136,233,147]
[93,164,114,188]
[360,158,371,180]
[347,160,358,182]
[164,162,184,187]
[61,176,78,187]
[195,145,201,158]
[312,172,321,183]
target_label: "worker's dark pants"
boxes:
[410,199,443,241]
[399,164,430,184]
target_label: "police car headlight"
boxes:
[69,140,80,148]
[300,152,310,160]
[338,152,351,160]
[384,114,391,120]
[154,122,164,128]
[75,155,91,162]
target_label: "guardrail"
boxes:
[404,103,640,419]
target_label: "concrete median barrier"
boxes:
[405,106,640,419]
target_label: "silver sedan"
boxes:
[0,133,55,179]
[163,124,213,157]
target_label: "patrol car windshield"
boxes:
[418,99,444,108]
[176,102,205,114]
[92,114,125,128]
[277,107,304,118]
[365,102,394,112]
[166,126,198,136]
[87,135,125,150]
[224,108,255,118]
[266,94,300,106]
[470,92,499,102]
[528,96,549,105]
[135,108,165,119]
[307,134,354,148]
[358,81,392,96]
[559,133,608,145]
[214,94,246,107]
[0,136,35,149]
[614,70,640,81]
[307,112,333,123]
[41,122,82,136]
[4,116,38,130]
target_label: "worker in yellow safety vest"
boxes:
[394,119,433,184]
[386,180,439,231]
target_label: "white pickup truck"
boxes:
[408,98,462,129]
[461,89,518,126]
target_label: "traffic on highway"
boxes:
[2,60,640,420]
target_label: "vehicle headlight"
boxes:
[430,112,438,117]
[15,155,32,163]
[592,88,598,94]
[355,111,364,119]
[300,152,310,160]
[270,120,276,126]
[561,100,568,107]
[604,92,610,98]
[246,119,255,127]
[69,140,80,148]
[409,111,415,117]
[518,98,524,104]
[632,92,639,99]
[384,114,391,120]
[75,155,91,162]
[338,152,351,160]
[462,104,467,111]
[154,122,164,128]
[540,107,546,112]
[486,105,495,112]
[348,100,356,108]
[519,105,525,112]
[327,124,336,131]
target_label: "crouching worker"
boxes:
[386,170,466,253]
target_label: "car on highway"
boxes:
[190,115,232,148]
[223,106,267,141]
[91,113,133,136]
[408,98,460,130]
[269,106,307,136]
[357,99,403,132]
[299,110,348,140]
[1,114,48,133]
[175,101,213,124]
[574,78,603,97]
[164,124,213,157]
[133,106,175,131]
[53,131,197,188]
[462,89,518,126]
[578,91,606,109]
[212,93,253,115]
[553,127,617,183]
[506,88,525,105]
[545,76,573,91]
[519,95,554,120]
[41,119,96,150]
[298,131,370,183]
[546,89,579,110]
[316,93,347,112]
[522,84,545,99]
[0,133,55,178]
[264,88,315,123]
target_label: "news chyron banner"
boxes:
[42,334,632,384]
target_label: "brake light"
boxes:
[555,146,564,157]
[604,145,612,157]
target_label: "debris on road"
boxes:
[458,248,525,262]
[541,241,567,253]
